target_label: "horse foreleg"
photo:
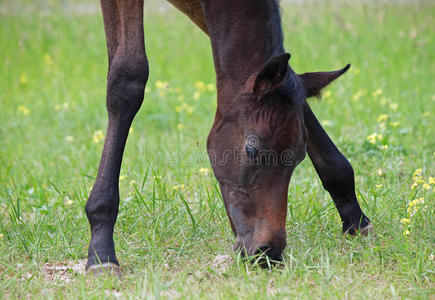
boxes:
[303,103,373,236]
[85,0,149,274]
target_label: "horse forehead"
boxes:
[245,102,300,131]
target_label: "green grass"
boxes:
[0,0,434,298]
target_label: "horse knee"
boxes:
[106,53,149,118]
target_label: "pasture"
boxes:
[0,0,434,298]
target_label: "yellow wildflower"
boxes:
[376,184,383,189]
[408,198,424,208]
[400,218,410,224]
[207,83,215,91]
[44,54,53,66]
[389,102,398,110]
[377,114,388,123]
[177,123,185,130]
[92,130,104,143]
[65,199,73,206]
[413,168,422,177]
[119,175,126,181]
[199,168,209,175]
[0,233,3,240]
[194,81,206,92]
[390,121,400,127]
[173,184,185,191]
[17,105,31,115]
[422,183,431,190]
[175,106,182,113]
[186,106,194,115]
[129,180,136,187]
[65,136,74,142]
[154,175,162,180]
[323,90,332,98]
[155,80,168,90]
[428,177,435,185]
[413,176,424,184]
[422,111,429,117]
[352,89,365,101]
[321,120,332,127]
[379,145,389,150]
[366,133,382,144]
[352,93,360,101]
[411,175,425,190]
[366,134,376,144]
[405,229,410,235]
[193,91,200,100]
[377,168,384,176]
[19,74,28,84]
[372,88,383,97]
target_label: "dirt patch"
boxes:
[208,255,234,276]
[42,259,86,283]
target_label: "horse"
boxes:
[85,0,373,274]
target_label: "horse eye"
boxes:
[245,144,259,159]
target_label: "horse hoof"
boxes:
[87,262,121,277]
[359,223,375,236]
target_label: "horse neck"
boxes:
[202,0,286,97]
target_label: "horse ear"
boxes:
[253,53,291,98]
[299,64,351,98]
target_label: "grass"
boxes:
[0,0,434,298]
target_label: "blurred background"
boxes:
[0,0,433,298]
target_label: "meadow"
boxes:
[0,0,434,298]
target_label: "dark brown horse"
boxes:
[85,0,373,273]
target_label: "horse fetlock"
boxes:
[86,228,118,268]
[85,190,119,227]
[85,189,119,269]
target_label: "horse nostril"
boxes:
[254,244,283,264]
[256,244,272,256]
